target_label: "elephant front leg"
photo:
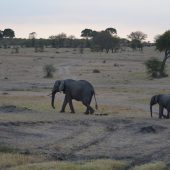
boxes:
[159,105,164,119]
[68,99,75,113]
[60,96,68,113]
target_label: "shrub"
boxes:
[43,64,56,78]
[144,57,166,78]
[93,69,100,73]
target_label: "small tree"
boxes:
[29,32,37,47]
[144,57,166,78]
[155,30,170,77]
[43,64,56,78]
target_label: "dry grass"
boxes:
[0,48,170,169]
[132,161,167,170]
[0,153,167,170]
[9,159,129,170]
[0,152,44,169]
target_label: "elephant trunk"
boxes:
[51,92,56,109]
[150,96,157,118]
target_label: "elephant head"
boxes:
[150,95,159,117]
[51,80,65,109]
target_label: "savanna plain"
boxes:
[0,47,169,170]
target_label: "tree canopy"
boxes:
[155,30,170,77]
[81,29,93,39]
[93,30,120,53]
[155,30,170,52]
[3,28,15,38]
[128,31,147,41]
[105,28,117,35]
[29,32,37,39]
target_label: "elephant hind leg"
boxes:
[166,109,170,119]
[83,102,94,114]
[84,106,94,114]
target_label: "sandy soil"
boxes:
[0,47,170,168]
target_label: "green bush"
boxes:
[43,64,56,78]
[144,57,166,78]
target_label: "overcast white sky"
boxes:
[1,0,170,42]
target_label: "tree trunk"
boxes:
[160,50,169,77]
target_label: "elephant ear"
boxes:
[59,80,65,92]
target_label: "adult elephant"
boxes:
[150,94,170,119]
[51,79,98,114]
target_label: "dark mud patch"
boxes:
[139,125,167,134]
[0,105,32,113]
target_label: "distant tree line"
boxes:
[0,31,87,49]
[0,27,150,52]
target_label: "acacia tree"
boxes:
[81,29,93,39]
[128,31,147,41]
[127,31,147,51]
[3,28,15,38]
[49,33,67,48]
[155,30,170,77]
[93,31,120,53]
[105,27,117,35]
[29,32,37,47]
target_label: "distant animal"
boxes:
[51,79,98,114]
[150,94,170,119]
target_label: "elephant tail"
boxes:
[93,92,98,110]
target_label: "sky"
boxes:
[1,0,170,42]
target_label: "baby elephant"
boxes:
[150,94,170,119]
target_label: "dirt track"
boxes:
[0,47,170,168]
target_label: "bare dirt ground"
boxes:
[0,47,170,168]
